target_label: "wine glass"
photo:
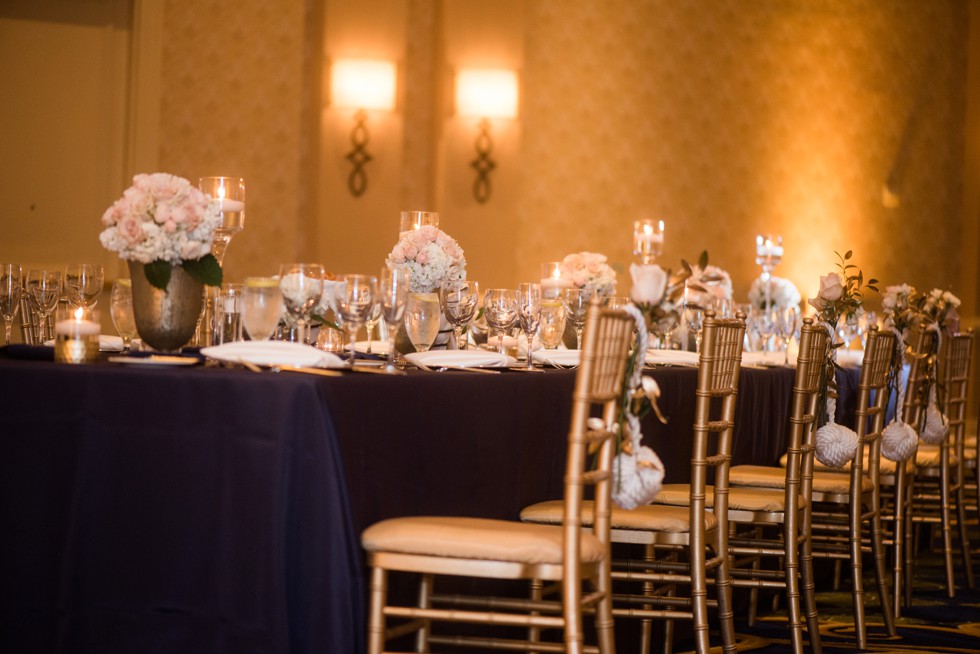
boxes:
[109,279,138,351]
[199,177,245,266]
[278,263,324,342]
[334,274,377,365]
[379,267,410,369]
[684,303,704,353]
[775,306,800,364]
[0,264,22,345]
[241,277,284,341]
[538,297,566,349]
[655,312,679,350]
[518,283,542,369]
[483,289,518,356]
[404,292,442,354]
[363,301,382,354]
[64,263,104,309]
[439,280,479,350]
[561,287,594,350]
[839,311,861,350]
[27,269,63,343]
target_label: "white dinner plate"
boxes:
[405,350,516,368]
[107,355,199,366]
[353,340,391,355]
[44,334,125,352]
[201,341,346,368]
[741,351,791,367]
[645,349,699,366]
[532,349,580,367]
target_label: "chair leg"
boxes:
[850,492,867,649]
[800,531,822,654]
[594,565,616,653]
[528,577,543,650]
[783,519,804,654]
[416,573,433,652]
[691,545,711,654]
[871,506,896,636]
[367,565,388,654]
[940,459,956,598]
[956,474,975,589]
[716,555,737,654]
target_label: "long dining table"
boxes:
[0,346,860,653]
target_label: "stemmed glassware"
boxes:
[334,274,377,366]
[838,310,861,350]
[439,280,480,350]
[483,289,518,356]
[404,292,442,354]
[379,267,410,369]
[64,264,104,309]
[27,269,63,343]
[684,302,704,353]
[518,283,542,369]
[109,279,138,351]
[538,296,566,350]
[754,234,784,311]
[363,302,383,354]
[0,264,22,345]
[278,263,324,344]
[775,306,800,364]
[199,177,245,266]
[562,287,594,350]
[241,277,284,341]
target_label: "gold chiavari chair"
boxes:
[694,317,828,654]
[906,331,974,597]
[361,303,634,654]
[521,310,746,654]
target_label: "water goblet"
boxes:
[404,291,442,354]
[656,312,679,350]
[242,277,283,341]
[0,264,22,345]
[379,267,410,368]
[278,263,324,342]
[538,298,566,349]
[684,304,704,353]
[483,289,519,356]
[109,279,138,351]
[439,279,479,350]
[518,282,542,368]
[334,274,377,365]
[27,269,63,342]
[561,287,594,350]
[64,263,104,309]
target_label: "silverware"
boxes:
[435,365,500,374]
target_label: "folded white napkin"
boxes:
[201,341,345,368]
[532,349,580,366]
[645,349,699,365]
[405,350,514,368]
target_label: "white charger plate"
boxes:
[201,341,346,368]
[405,350,515,368]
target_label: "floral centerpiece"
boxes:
[100,173,223,289]
[558,251,617,296]
[748,275,801,310]
[683,253,733,309]
[808,251,878,468]
[385,225,466,293]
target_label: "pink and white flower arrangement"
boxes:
[748,275,801,310]
[880,283,917,334]
[685,264,733,309]
[386,225,466,293]
[920,288,960,331]
[100,173,223,289]
[559,251,617,296]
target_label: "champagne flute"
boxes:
[363,301,382,354]
[0,264,22,345]
[242,277,283,341]
[379,267,410,368]
[538,297,566,349]
[518,282,542,369]
[109,279,138,351]
[27,269,63,342]
[484,289,518,355]
[562,287,594,350]
[64,263,104,309]
[278,263,324,342]
[439,279,479,350]
[334,274,377,365]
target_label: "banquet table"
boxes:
[0,348,860,653]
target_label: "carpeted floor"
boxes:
[727,547,980,653]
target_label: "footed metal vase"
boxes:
[128,260,204,352]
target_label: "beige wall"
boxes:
[3,0,979,318]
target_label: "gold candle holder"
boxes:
[54,306,100,364]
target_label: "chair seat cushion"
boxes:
[653,483,802,512]
[521,500,717,533]
[779,444,956,473]
[730,465,872,495]
[362,516,605,565]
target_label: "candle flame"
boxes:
[73,307,84,321]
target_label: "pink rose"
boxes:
[117,215,144,245]
[808,272,843,312]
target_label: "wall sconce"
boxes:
[330,58,397,197]
[455,68,519,204]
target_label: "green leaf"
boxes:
[144,260,172,290]
[182,254,223,287]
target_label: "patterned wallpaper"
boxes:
[156,0,971,306]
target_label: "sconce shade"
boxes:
[455,68,519,119]
[330,59,397,111]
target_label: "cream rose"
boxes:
[629,263,668,306]
[808,273,843,312]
